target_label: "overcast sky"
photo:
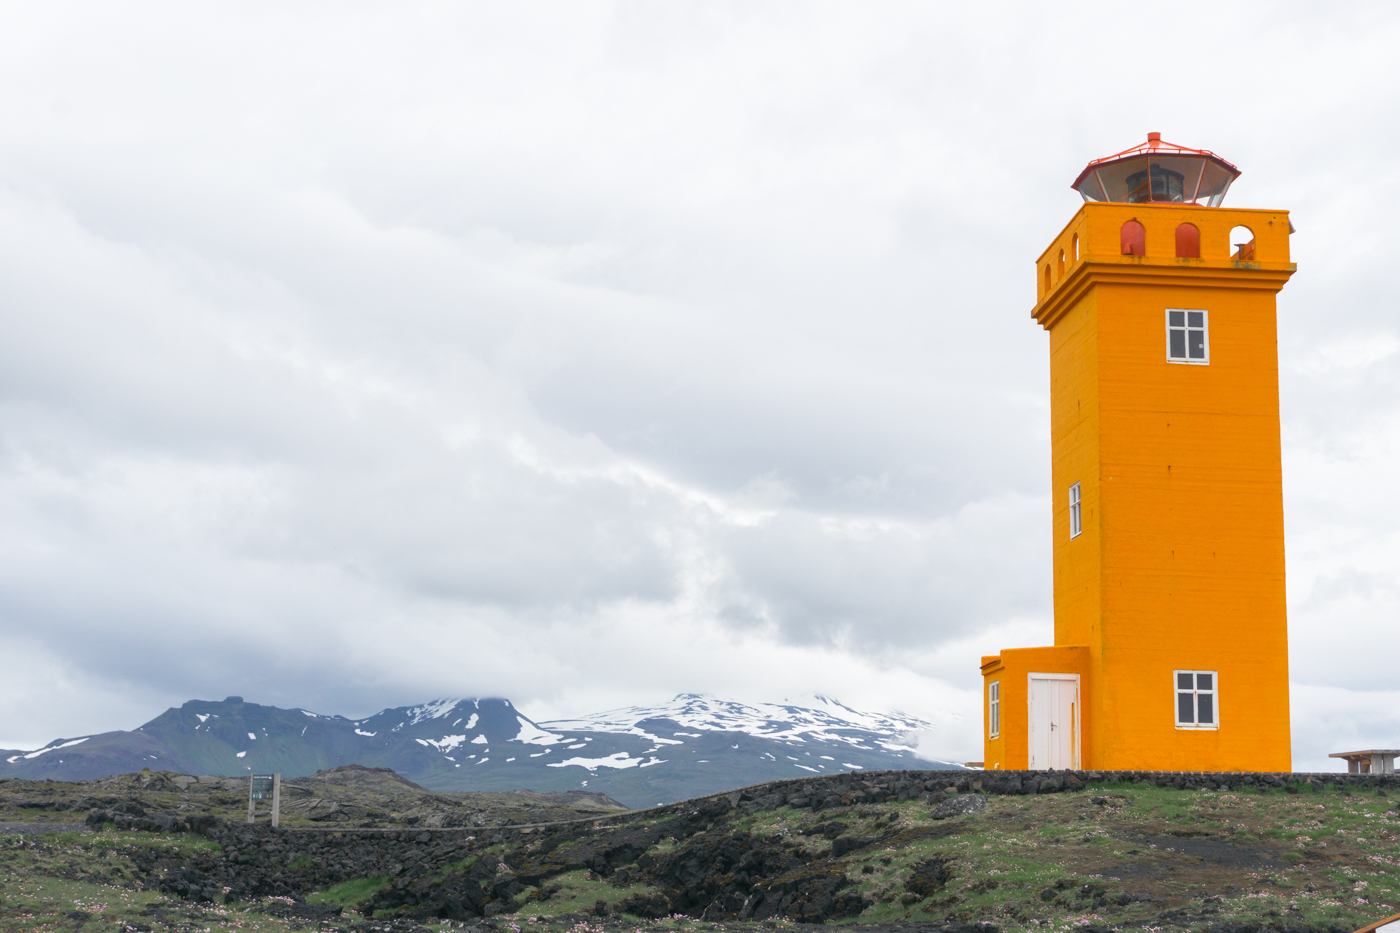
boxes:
[1,3,1397,771]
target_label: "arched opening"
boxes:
[1058,249,1066,278]
[1229,225,1255,260]
[1121,220,1146,257]
[1175,223,1200,259]
[1044,263,1052,293]
[1072,233,1080,261]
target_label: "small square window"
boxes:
[1068,483,1082,539]
[1166,308,1209,364]
[1174,670,1219,729]
[988,681,1000,738]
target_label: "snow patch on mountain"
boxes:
[417,735,467,752]
[546,751,665,771]
[513,717,566,746]
[538,716,682,747]
[406,699,462,724]
[5,737,90,763]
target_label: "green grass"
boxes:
[306,874,391,906]
[0,872,317,933]
[38,827,222,855]
[436,852,480,876]
[514,869,660,918]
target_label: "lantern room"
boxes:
[1071,132,1241,207]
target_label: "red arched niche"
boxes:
[1175,223,1200,259]
[1121,220,1146,257]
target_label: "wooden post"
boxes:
[272,773,281,828]
[246,776,256,823]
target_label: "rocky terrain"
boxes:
[2,766,1399,933]
[0,764,626,836]
[1,694,961,806]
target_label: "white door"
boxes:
[1028,674,1079,770]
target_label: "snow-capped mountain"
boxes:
[544,694,933,755]
[0,694,964,806]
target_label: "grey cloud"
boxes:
[717,496,1047,648]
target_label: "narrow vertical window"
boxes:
[1166,309,1209,363]
[988,681,1000,738]
[1174,671,1218,729]
[1068,483,1082,539]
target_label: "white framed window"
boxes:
[1069,483,1082,538]
[1167,308,1209,363]
[1175,670,1218,729]
[988,680,1000,738]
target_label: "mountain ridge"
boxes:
[0,694,964,807]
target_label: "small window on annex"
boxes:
[1068,483,1082,538]
[1175,671,1218,729]
[988,681,1001,738]
[1167,309,1209,363]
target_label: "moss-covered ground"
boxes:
[2,779,1398,932]
[712,782,1399,930]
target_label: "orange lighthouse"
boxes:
[981,134,1295,773]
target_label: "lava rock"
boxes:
[931,793,987,820]
[830,835,879,857]
[615,892,673,918]
[906,856,953,897]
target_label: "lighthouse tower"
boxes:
[981,134,1295,772]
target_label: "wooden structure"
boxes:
[1330,750,1399,774]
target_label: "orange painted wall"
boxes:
[981,646,1092,770]
[1048,288,1103,654]
[987,200,1295,773]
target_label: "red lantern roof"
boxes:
[1071,133,1242,207]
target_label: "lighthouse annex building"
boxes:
[982,134,1295,773]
